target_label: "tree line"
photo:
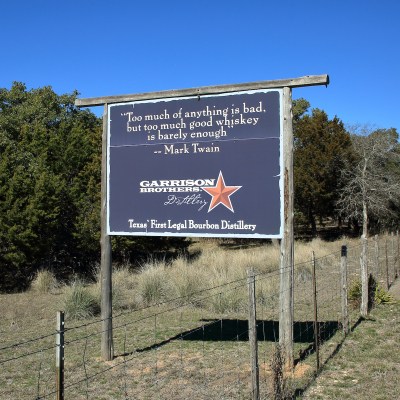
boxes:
[293,100,400,237]
[0,83,184,291]
[1,83,399,291]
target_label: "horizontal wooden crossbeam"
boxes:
[75,74,329,107]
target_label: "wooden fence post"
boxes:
[391,232,396,282]
[385,237,390,290]
[360,237,368,317]
[279,86,294,370]
[340,245,349,335]
[311,252,320,370]
[248,268,259,400]
[374,235,379,280]
[56,311,65,400]
[397,231,400,278]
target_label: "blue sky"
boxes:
[1,0,399,130]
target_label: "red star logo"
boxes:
[202,171,242,213]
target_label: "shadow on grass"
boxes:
[118,316,365,397]
[113,302,366,399]
[119,318,340,358]
[293,316,364,397]
[218,238,272,250]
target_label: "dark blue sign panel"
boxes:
[108,90,283,238]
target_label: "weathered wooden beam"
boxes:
[101,103,113,361]
[75,74,329,107]
[279,86,294,370]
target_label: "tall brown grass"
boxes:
[30,269,58,294]
[90,238,356,315]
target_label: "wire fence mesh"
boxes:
[1,233,399,399]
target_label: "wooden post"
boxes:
[279,86,294,370]
[391,232,396,282]
[248,268,259,400]
[56,311,65,400]
[396,231,400,278]
[374,235,379,280]
[101,103,113,361]
[385,237,390,290]
[340,245,349,335]
[360,237,368,317]
[311,252,320,370]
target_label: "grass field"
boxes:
[0,235,398,399]
[303,291,400,399]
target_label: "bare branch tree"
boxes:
[337,125,400,238]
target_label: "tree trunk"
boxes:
[362,198,368,239]
[361,155,368,239]
[352,218,360,235]
[308,207,317,236]
[361,198,369,317]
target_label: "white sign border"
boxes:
[107,88,284,239]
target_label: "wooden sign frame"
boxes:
[76,74,329,365]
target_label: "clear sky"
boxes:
[1,0,399,130]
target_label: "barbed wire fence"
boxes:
[1,233,399,399]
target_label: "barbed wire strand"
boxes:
[1,236,374,354]
[7,236,397,399]
[0,343,56,365]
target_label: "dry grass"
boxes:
[136,259,171,306]
[30,269,58,294]
[169,256,206,306]
[303,301,400,399]
[63,279,100,319]
[1,235,397,400]
[90,264,139,311]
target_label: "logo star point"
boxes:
[202,171,241,213]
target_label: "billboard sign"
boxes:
[108,89,283,238]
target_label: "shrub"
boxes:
[348,280,362,309]
[113,265,137,291]
[30,270,58,294]
[348,275,394,309]
[374,285,395,304]
[63,280,100,319]
[91,265,138,311]
[170,257,205,306]
[112,266,138,310]
[136,260,170,306]
[205,265,247,314]
[91,264,140,310]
